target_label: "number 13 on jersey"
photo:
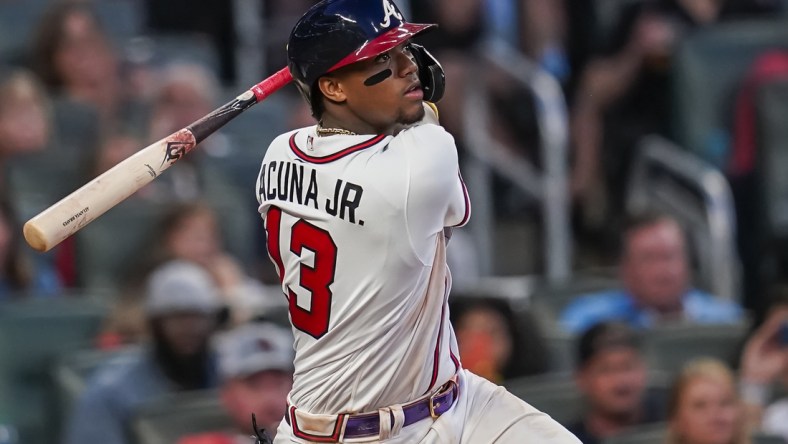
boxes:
[265,207,337,339]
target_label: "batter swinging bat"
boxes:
[23,67,294,252]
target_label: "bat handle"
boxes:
[252,68,293,102]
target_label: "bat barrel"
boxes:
[23,129,197,252]
[22,68,293,253]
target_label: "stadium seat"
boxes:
[133,390,232,444]
[672,18,788,168]
[642,322,748,375]
[0,297,108,444]
[602,422,669,444]
[530,273,620,318]
[542,328,578,372]
[503,372,582,426]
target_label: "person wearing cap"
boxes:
[568,322,666,444]
[178,323,295,444]
[63,260,223,444]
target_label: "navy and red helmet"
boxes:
[287,0,436,111]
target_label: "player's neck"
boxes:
[319,113,388,136]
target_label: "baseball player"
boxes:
[256,0,580,442]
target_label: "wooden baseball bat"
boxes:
[23,67,293,252]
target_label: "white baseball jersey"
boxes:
[256,113,470,415]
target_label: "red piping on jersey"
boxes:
[426,276,451,393]
[265,207,286,284]
[453,171,471,227]
[289,133,386,164]
[289,405,346,442]
[450,350,461,371]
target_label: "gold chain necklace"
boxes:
[316,123,358,137]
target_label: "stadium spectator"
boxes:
[451,296,549,382]
[568,0,780,250]
[98,201,278,348]
[0,200,60,298]
[64,260,222,444]
[568,322,664,443]
[666,358,749,444]
[178,322,294,443]
[143,202,281,325]
[739,286,788,441]
[560,212,743,333]
[30,1,139,136]
[0,69,50,163]
[139,62,232,202]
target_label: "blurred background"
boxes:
[3,0,788,443]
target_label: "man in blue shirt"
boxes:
[63,260,223,444]
[561,212,742,334]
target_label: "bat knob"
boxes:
[23,221,49,252]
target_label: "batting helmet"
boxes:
[287,0,437,116]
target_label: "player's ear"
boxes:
[317,76,347,104]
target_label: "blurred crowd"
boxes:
[2,0,788,443]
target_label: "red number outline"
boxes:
[265,207,337,339]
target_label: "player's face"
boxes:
[576,348,647,417]
[325,42,425,133]
[222,370,293,435]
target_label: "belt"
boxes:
[285,378,459,441]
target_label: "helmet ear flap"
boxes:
[409,43,445,103]
[422,63,445,103]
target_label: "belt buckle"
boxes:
[428,391,440,419]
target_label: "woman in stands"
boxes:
[666,358,749,444]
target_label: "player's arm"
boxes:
[400,124,470,260]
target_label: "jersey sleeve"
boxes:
[399,124,470,262]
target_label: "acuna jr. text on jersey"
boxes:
[259,161,365,226]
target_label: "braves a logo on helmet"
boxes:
[380,0,403,28]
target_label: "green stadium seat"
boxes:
[602,422,668,444]
[133,390,232,444]
[503,372,583,426]
[642,322,748,375]
[672,18,788,168]
[530,273,620,318]
[542,329,578,372]
[0,297,108,444]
